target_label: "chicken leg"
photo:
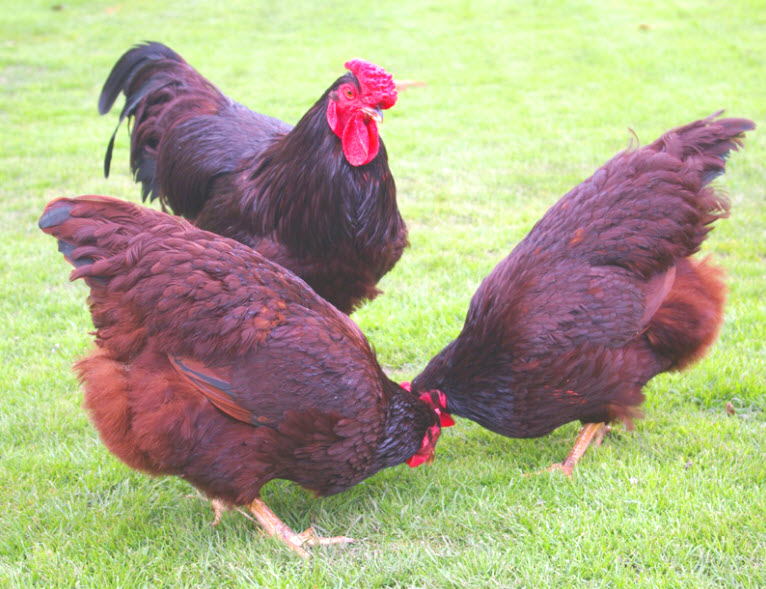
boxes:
[210,498,228,526]
[546,422,608,477]
[247,498,353,558]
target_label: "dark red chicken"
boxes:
[411,113,753,475]
[39,195,450,557]
[99,42,406,314]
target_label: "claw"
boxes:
[298,527,355,547]
[247,498,353,558]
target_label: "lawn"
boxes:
[1,0,764,587]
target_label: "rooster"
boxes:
[39,195,451,557]
[99,42,406,314]
[411,113,753,475]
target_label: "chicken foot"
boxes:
[193,494,353,554]
[247,497,353,558]
[546,422,608,477]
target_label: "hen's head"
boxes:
[326,58,397,167]
[401,384,454,468]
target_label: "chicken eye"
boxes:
[343,87,355,99]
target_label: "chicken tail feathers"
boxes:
[39,195,167,288]
[637,113,753,268]
[98,42,183,116]
[39,201,99,270]
[98,42,227,210]
[99,42,185,195]
[621,115,746,369]
[554,113,753,279]
[102,76,169,181]
[649,112,754,187]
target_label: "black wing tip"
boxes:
[56,240,82,266]
[38,201,73,230]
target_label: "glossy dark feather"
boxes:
[99,42,407,313]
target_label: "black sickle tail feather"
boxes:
[98,42,189,199]
[98,42,183,115]
[102,77,170,180]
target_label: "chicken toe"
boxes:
[298,527,354,547]
[247,497,355,558]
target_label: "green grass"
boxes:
[2,0,765,586]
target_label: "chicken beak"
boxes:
[361,105,384,123]
[425,450,436,466]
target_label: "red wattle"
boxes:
[341,111,379,166]
[406,451,428,468]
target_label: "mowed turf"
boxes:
[1,0,764,587]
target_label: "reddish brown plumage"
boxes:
[99,42,406,313]
[39,195,444,514]
[412,114,753,440]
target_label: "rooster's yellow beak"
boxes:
[360,105,383,123]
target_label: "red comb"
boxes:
[417,390,454,427]
[344,58,397,109]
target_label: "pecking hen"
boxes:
[411,113,753,475]
[39,195,450,557]
[99,42,406,314]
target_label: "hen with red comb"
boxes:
[99,42,407,314]
[39,194,450,557]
